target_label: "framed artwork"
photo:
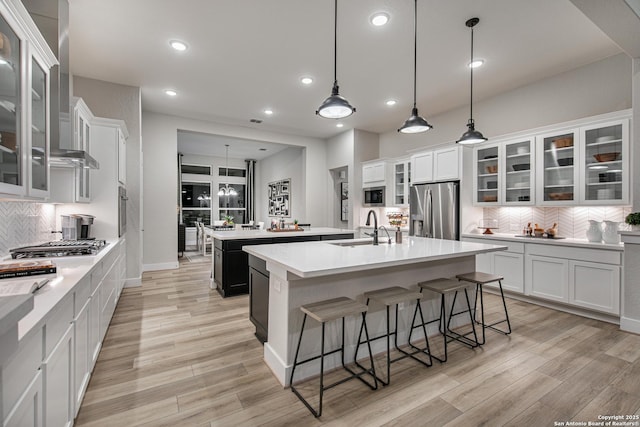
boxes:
[340,182,348,221]
[268,178,291,217]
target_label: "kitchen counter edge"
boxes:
[462,232,624,251]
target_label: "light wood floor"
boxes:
[75,253,640,426]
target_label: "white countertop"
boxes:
[0,294,33,338]
[462,232,624,251]
[205,227,354,240]
[243,236,506,278]
[0,240,120,340]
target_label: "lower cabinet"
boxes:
[3,370,43,427]
[462,237,524,293]
[43,325,74,427]
[569,260,620,314]
[248,255,270,343]
[73,299,91,417]
[526,255,569,303]
[89,283,102,369]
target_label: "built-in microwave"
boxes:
[363,186,385,206]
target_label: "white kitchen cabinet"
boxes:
[473,143,500,205]
[433,146,460,182]
[578,119,629,205]
[411,151,433,184]
[43,324,74,427]
[569,260,620,315]
[462,237,524,293]
[392,160,410,206]
[88,281,102,369]
[411,146,460,185]
[526,254,569,303]
[118,130,126,185]
[0,0,56,199]
[73,299,90,417]
[502,138,535,205]
[3,370,42,427]
[73,98,94,203]
[536,128,580,205]
[362,161,386,187]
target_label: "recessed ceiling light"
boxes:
[264,109,273,115]
[370,12,390,26]
[164,89,177,97]
[336,123,344,128]
[170,40,188,51]
[385,99,397,106]
[300,77,313,85]
[468,59,484,68]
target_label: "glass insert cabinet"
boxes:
[473,113,629,207]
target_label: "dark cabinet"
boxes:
[214,238,271,297]
[249,255,269,343]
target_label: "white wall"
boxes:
[73,76,143,285]
[379,53,632,158]
[256,146,304,224]
[141,112,327,271]
[327,130,355,229]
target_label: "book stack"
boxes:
[0,260,57,280]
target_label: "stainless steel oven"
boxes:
[363,186,385,207]
[118,186,127,237]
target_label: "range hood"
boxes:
[24,0,99,169]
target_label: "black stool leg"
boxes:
[474,283,486,345]
[291,314,324,418]
[497,281,512,335]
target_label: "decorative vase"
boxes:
[602,221,620,244]
[586,220,602,243]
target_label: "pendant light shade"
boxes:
[218,145,237,196]
[457,17,487,145]
[316,0,355,119]
[398,0,432,134]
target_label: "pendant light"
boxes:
[218,145,237,197]
[316,0,356,119]
[398,0,432,134]
[457,17,487,145]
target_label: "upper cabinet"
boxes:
[411,146,461,185]
[362,160,387,188]
[392,159,410,206]
[73,98,94,202]
[579,119,629,205]
[536,129,579,205]
[473,111,630,207]
[0,0,56,199]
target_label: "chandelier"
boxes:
[218,144,237,196]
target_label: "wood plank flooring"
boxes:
[75,253,640,426]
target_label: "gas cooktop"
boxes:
[10,240,108,259]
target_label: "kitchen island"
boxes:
[243,236,506,386]
[205,227,354,297]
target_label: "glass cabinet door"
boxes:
[30,56,47,193]
[503,138,534,204]
[581,121,628,204]
[394,162,407,205]
[0,15,22,191]
[475,144,499,204]
[538,130,578,204]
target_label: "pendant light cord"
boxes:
[469,24,474,121]
[333,0,338,84]
[412,0,418,109]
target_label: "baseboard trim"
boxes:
[124,277,142,288]
[620,316,640,334]
[142,262,179,272]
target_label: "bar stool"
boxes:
[409,278,479,363]
[290,297,378,418]
[354,286,433,386]
[456,272,512,345]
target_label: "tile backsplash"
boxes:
[483,206,633,239]
[0,202,56,258]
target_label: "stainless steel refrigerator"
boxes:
[409,181,460,240]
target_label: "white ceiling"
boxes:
[68,0,622,156]
[177,130,289,160]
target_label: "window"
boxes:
[219,167,246,178]
[182,181,211,226]
[182,164,211,175]
[218,183,246,224]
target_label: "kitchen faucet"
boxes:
[365,210,379,245]
[378,225,392,244]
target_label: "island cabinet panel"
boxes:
[248,255,270,343]
[3,370,43,427]
[215,233,352,298]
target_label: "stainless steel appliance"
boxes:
[61,214,95,240]
[10,240,107,259]
[118,186,127,237]
[363,186,385,207]
[409,181,460,240]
